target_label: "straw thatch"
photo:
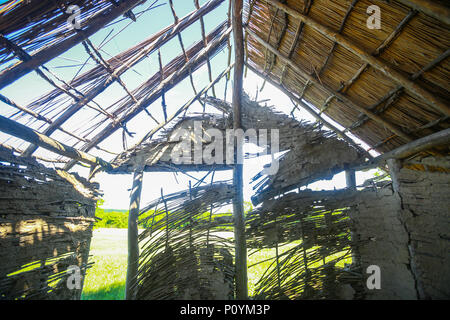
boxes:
[0,0,449,301]
[244,0,449,155]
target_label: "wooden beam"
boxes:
[246,28,414,143]
[355,128,450,170]
[125,167,144,300]
[263,0,450,117]
[246,63,372,159]
[0,115,112,170]
[0,0,144,90]
[345,169,357,190]
[394,0,450,25]
[0,93,52,123]
[22,0,225,158]
[64,50,233,172]
[232,0,248,300]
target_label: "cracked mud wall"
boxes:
[350,161,450,299]
[349,188,417,299]
[396,166,450,299]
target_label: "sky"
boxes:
[0,0,380,210]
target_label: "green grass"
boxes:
[81,228,351,300]
[81,229,128,300]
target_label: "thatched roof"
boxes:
[244,0,450,155]
[0,0,232,169]
[0,0,448,172]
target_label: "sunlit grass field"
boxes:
[81,229,128,300]
[81,228,351,300]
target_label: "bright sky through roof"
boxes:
[0,0,379,210]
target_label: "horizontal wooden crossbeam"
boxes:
[0,115,112,170]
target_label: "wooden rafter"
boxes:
[264,0,450,117]
[0,115,112,170]
[232,0,248,300]
[0,0,145,90]
[63,31,232,171]
[21,0,224,158]
[246,28,414,143]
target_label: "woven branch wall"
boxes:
[0,146,98,300]
[134,182,235,300]
[247,160,450,300]
[246,188,360,300]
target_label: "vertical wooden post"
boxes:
[346,168,358,268]
[232,0,248,300]
[345,169,356,190]
[387,159,402,193]
[125,168,144,300]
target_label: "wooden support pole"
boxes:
[345,169,357,190]
[232,0,248,300]
[263,0,450,117]
[0,114,112,170]
[125,168,144,300]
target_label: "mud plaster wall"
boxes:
[349,187,417,299]
[349,165,450,299]
[396,166,450,299]
[0,150,98,300]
